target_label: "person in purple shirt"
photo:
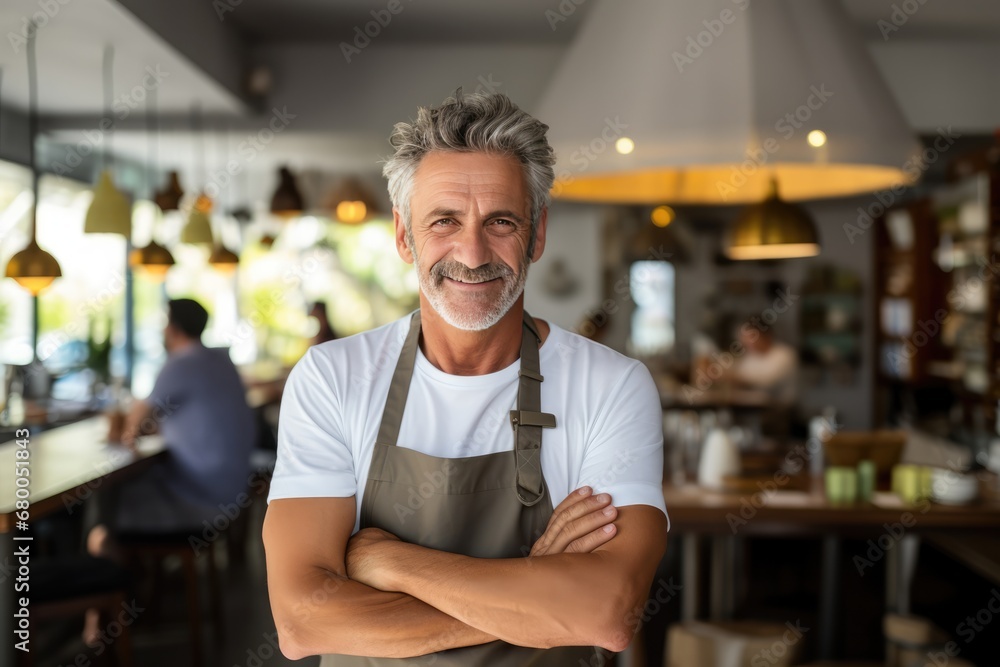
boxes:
[89,298,256,541]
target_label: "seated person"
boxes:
[91,298,257,538]
[731,321,798,406]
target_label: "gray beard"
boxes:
[407,227,529,331]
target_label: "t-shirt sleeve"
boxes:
[267,348,357,503]
[146,355,188,411]
[578,362,669,530]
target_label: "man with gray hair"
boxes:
[263,91,668,665]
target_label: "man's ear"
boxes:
[530,206,548,263]
[394,208,414,264]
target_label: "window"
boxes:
[628,260,675,356]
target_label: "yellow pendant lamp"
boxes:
[84,170,132,236]
[181,207,215,244]
[326,177,379,224]
[84,46,131,238]
[726,179,820,260]
[4,19,61,295]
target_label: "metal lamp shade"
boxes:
[326,177,379,224]
[181,209,214,244]
[726,184,820,260]
[84,171,132,237]
[208,244,239,274]
[270,166,305,218]
[129,240,175,278]
[5,237,62,295]
[154,171,185,212]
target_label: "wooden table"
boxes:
[0,416,166,664]
[663,475,1000,660]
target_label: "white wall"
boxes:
[524,201,603,332]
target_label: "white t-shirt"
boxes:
[268,314,669,534]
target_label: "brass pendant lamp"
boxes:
[208,129,240,273]
[326,177,380,224]
[129,84,175,278]
[4,21,62,295]
[726,179,820,260]
[83,46,131,238]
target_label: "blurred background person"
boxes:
[309,301,338,347]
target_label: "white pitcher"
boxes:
[698,427,741,488]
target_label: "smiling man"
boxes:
[263,91,668,666]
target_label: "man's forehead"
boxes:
[411,151,530,215]
[412,151,525,196]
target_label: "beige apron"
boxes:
[323,310,601,666]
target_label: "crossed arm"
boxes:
[263,489,667,659]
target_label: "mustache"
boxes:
[431,260,513,284]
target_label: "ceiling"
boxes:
[0,0,998,201]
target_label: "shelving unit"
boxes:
[873,167,1000,433]
[872,198,948,426]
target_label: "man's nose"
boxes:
[449,224,492,269]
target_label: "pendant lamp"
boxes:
[154,171,184,212]
[4,21,62,295]
[181,106,215,245]
[726,179,820,260]
[181,208,214,244]
[130,83,175,277]
[85,170,131,235]
[326,177,379,224]
[207,129,239,272]
[269,166,305,218]
[208,244,239,274]
[84,46,131,237]
[536,0,922,205]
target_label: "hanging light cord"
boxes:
[103,44,114,172]
[192,104,205,190]
[146,80,160,243]
[27,19,39,238]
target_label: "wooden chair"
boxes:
[26,556,134,667]
[117,532,223,667]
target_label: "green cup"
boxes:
[826,466,858,505]
[857,459,876,503]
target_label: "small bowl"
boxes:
[930,468,978,506]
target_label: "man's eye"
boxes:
[432,219,454,226]
[492,219,516,229]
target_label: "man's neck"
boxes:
[418,296,548,376]
[168,338,199,357]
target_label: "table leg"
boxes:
[710,535,736,619]
[818,535,842,661]
[682,534,699,621]
[886,534,920,614]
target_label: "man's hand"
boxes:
[529,486,617,557]
[346,527,402,590]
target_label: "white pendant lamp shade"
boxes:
[536,0,921,205]
[84,170,132,237]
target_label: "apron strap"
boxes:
[375,310,422,447]
[375,309,554,507]
[510,311,555,507]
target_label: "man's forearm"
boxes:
[379,544,638,652]
[274,567,496,659]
